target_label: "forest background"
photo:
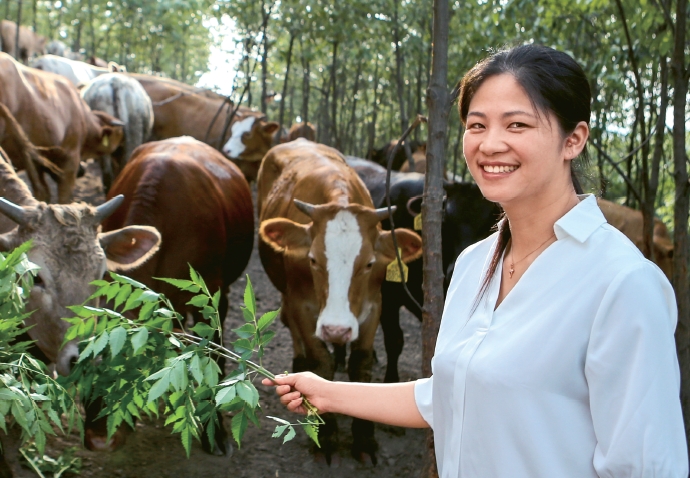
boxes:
[1,0,688,230]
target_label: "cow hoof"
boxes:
[201,434,232,457]
[351,438,378,466]
[314,450,340,467]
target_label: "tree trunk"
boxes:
[32,0,36,33]
[278,32,295,133]
[671,0,690,464]
[260,1,271,114]
[641,58,668,262]
[367,59,381,156]
[300,40,310,123]
[14,0,21,60]
[329,40,338,146]
[88,0,95,58]
[421,0,450,475]
[393,1,413,168]
[345,59,362,154]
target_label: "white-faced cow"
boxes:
[128,73,279,181]
[0,147,161,478]
[0,52,124,203]
[80,73,155,192]
[257,139,422,464]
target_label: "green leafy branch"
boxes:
[62,267,322,457]
[0,241,81,457]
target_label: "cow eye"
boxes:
[242,132,250,141]
[309,254,317,268]
[33,274,45,288]
[365,259,375,270]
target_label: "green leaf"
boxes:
[155,277,200,293]
[191,323,215,339]
[114,284,132,309]
[257,309,279,332]
[109,326,127,357]
[122,288,145,312]
[282,425,296,444]
[302,422,320,447]
[233,323,256,339]
[187,294,209,308]
[211,290,221,310]
[231,411,248,447]
[243,276,255,316]
[215,386,236,405]
[170,360,188,391]
[181,426,193,458]
[148,376,170,402]
[189,355,203,384]
[131,328,149,354]
[138,301,157,322]
[260,330,276,346]
[145,366,171,382]
[272,424,288,438]
[93,330,110,357]
[236,381,259,408]
[110,272,147,289]
[0,389,19,401]
[203,360,219,388]
[78,339,97,363]
[241,307,254,323]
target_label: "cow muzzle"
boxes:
[320,325,353,345]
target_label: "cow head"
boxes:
[89,110,125,157]
[0,152,161,375]
[221,114,280,181]
[260,200,422,344]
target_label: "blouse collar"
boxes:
[553,194,607,243]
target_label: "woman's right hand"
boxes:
[262,372,331,415]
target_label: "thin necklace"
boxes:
[508,233,556,279]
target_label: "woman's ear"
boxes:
[564,121,589,161]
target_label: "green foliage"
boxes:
[63,268,321,457]
[19,444,81,478]
[0,241,80,456]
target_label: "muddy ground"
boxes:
[21,161,427,478]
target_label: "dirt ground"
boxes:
[24,161,427,478]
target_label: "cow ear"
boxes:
[99,226,161,271]
[259,218,310,253]
[377,229,423,263]
[263,122,280,136]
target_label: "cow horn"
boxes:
[293,199,315,218]
[95,195,124,223]
[375,206,397,221]
[0,197,27,226]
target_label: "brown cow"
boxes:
[0,52,124,203]
[257,139,422,464]
[0,146,162,478]
[287,122,317,142]
[128,73,279,181]
[399,143,430,173]
[0,20,46,64]
[597,198,673,280]
[101,136,255,455]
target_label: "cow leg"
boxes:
[56,160,77,204]
[380,284,404,383]
[83,397,132,452]
[1,424,25,478]
[200,292,231,456]
[347,323,379,465]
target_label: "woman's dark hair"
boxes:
[459,44,592,309]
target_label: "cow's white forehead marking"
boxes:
[203,160,231,180]
[316,210,363,341]
[222,116,256,158]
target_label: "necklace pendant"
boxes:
[509,263,514,278]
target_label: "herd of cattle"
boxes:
[0,32,677,474]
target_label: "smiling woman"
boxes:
[263,45,688,478]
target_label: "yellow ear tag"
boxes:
[414,213,422,231]
[386,249,408,283]
[102,135,110,148]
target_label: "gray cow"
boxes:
[80,73,154,192]
[0,147,161,477]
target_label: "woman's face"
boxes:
[463,74,574,208]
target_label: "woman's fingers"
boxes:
[280,390,302,405]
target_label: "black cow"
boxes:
[345,156,499,382]
[366,139,424,171]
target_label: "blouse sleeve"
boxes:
[414,375,434,429]
[585,262,688,477]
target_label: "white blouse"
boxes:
[415,194,687,478]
